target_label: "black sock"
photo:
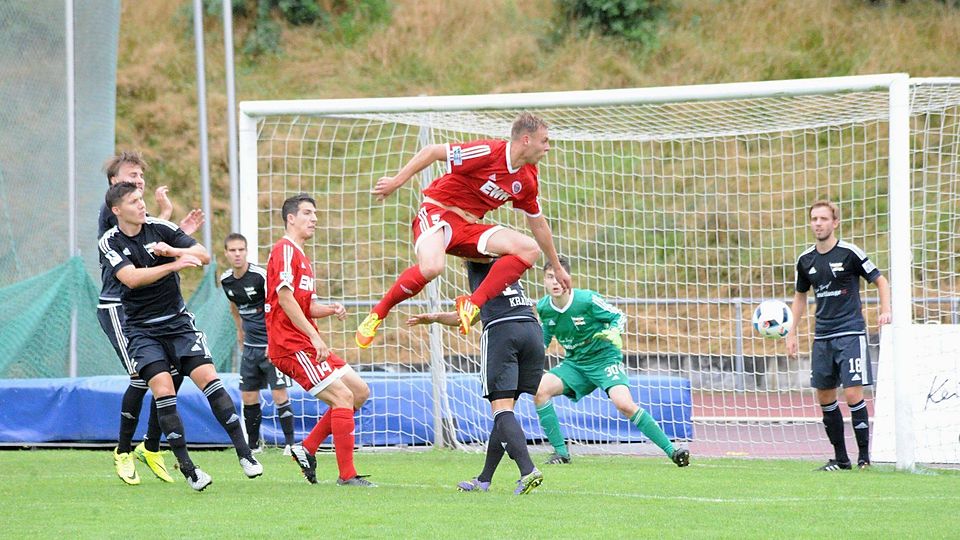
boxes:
[203,379,250,458]
[117,379,148,453]
[477,423,505,483]
[155,394,194,475]
[821,400,849,464]
[494,410,535,476]
[276,400,296,447]
[849,399,870,463]
[144,371,182,452]
[243,403,262,448]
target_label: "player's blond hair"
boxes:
[809,200,840,221]
[511,112,548,140]
[103,151,147,185]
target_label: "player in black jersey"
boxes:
[99,182,260,491]
[786,200,891,471]
[221,233,297,454]
[97,151,203,485]
[407,259,544,495]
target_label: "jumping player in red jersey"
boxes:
[356,111,572,347]
[265,193,374,487]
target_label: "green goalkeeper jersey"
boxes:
[537,288,625,365]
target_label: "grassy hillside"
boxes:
[115,0,960,286]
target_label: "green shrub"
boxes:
[554,0,671,48]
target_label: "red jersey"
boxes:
[421,139,542,219]
[265,236,317,358]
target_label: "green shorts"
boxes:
[549,359,630,402]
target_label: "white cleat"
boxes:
[239,455,264,478]
[186,468,213,492]
[282,444,293,457]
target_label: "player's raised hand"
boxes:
[311,335,330,360]
[155,185,173,217]
[179,209,205,236]
[371,176,401,201]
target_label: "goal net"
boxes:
[239,75,959,466]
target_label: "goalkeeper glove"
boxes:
[593,326,622,350]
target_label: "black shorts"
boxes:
[810,334,873,390]
[239,345,290,391]
[480,320,545,401]
[97,304,136,376]
[125,312,213,375]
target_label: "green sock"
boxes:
[536,401,568,457]
[631,409,675,457]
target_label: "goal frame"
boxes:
[238,73,917,469]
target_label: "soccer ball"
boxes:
[752,299,793,339]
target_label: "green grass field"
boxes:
[2,448,957,539]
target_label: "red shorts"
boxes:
[412,203,503,258]
[270,350,346,396]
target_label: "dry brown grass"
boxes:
[116,0,960,295]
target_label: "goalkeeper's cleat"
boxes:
[455,295,480,336]
[456,477,490,492]
[184,467,213,492]
[815,459,852,472]
[337,475,377,487]
[113,448,141,485]
[133,442,174,482]
[544,452,571,465]
[513,468,543,495]
[857,459,871,470]
[355,312,383,348]
[239,455,263,478]
[671,448,690,468]
[290,444,317,484]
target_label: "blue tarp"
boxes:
[0,373,692,445]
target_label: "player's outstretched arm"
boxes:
[873,275,892,325]
[406,311,459,327]
[526,214,571,290]
[114,255,202,289]
[371,144,447,201]
[785,291,807,358]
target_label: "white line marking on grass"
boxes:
[369,481,960,505]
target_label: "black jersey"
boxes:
[795,239,882,339]
[220,263,268,347]
[97,204,123,303]
[98,217,197,326]
[466,261,537,328]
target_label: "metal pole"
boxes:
[193,0,213,253]
[222,0,239,233]
[66,0,78,377]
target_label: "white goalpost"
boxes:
[238,74,960,469]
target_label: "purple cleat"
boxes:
[457,477,490,492]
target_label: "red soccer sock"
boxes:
[469,255,532,306]
[372,265,430,319]
[302,408,333,455]
[331,407,358,480]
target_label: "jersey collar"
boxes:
[505,141,520,174]
[550,293,575,313]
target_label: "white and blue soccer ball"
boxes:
[752,299,793,339]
